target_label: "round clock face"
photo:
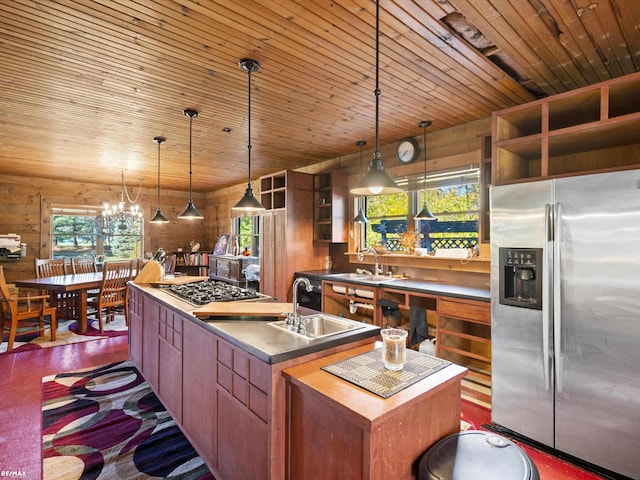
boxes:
[396,138,419,164]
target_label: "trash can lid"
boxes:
[418,430,539,480]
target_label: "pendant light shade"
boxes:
[150,136,169,224]
[415,120,437,220]
[350,0,401,196]
[179,109,203,219]
[353,140,368,224]
[233,58,265,212]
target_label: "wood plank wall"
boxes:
[0,175,207,282]
[1,117,491,283]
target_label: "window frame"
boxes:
[361,166,481,252]
[50,205,143,261]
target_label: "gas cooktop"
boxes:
[166,280,262,306]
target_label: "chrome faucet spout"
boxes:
[358,247,382,276]
[291,277,313,331]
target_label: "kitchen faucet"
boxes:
[358,247,383,276]
[287,276,313,332]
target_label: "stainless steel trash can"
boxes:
[418,430,540,480]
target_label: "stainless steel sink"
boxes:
[327,273,395,283]
[269,313,365,340]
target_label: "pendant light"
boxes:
[150,136,169,223]
[232,58,265,212]
[415,120,437,220]
[353,140,368,223]
[179,109,203,219]
[350,0,402,196]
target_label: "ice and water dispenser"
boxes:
[498,248,543,310]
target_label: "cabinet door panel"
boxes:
[183,320,218,470]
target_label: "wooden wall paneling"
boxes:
[0,174,208,282]
[3,2,640,198]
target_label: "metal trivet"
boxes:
[322,348,451,399]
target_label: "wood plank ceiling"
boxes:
[1,0,638,193]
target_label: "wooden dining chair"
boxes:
[71,257,97,274]
[87,260,133,333]
[34,258,67,278]
[0,266,57,352]
[35,258,77,320]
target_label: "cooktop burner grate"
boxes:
[166,280,261,305]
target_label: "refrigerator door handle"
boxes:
[543,203,552,391]
[554,202,564,393]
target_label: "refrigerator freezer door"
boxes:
[490,180,555,447]
[554,170,640,478]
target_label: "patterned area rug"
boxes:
[42,361,214,480]
[1,315,127,354]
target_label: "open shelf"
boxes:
[493,71,640,184]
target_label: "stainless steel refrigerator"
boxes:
[490,169,640,479]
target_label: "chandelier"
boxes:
[101,171,143,231]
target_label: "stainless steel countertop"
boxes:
[130,283,380,364]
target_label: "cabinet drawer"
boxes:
[438,299,490,324]
[217,260,230,278]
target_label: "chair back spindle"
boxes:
[71,257,97,274]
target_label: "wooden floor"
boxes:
[0,335,608,480]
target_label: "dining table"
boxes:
[14,272,105,334]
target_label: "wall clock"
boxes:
[396,137,419,164]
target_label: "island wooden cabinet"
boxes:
[283,343,467,480]
[128,284,378,480]
[128,286,144,369]
[183,320,270,478]
[182,319,217,473]
[141,297,160,390]
[157,305,183,423]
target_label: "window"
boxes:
[52,206,142,261]
[364,192,408,251]
[232,215,260,257]
[362,167,480,252]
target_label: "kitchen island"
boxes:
[128,282,467,479]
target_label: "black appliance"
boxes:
[293,271,324,311]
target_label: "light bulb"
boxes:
[368,186,383,194]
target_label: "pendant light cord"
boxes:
[374,0,381,157]
[188,114,194,200]
[156,139,162,205]
[247,65,253,188]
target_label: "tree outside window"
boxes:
[52,208,142,261]
[363,169,480,252]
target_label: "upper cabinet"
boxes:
[492,71,640,185]
[260,171,288,210]
[313,170,348,243]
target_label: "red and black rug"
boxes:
[42,361,214,480]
